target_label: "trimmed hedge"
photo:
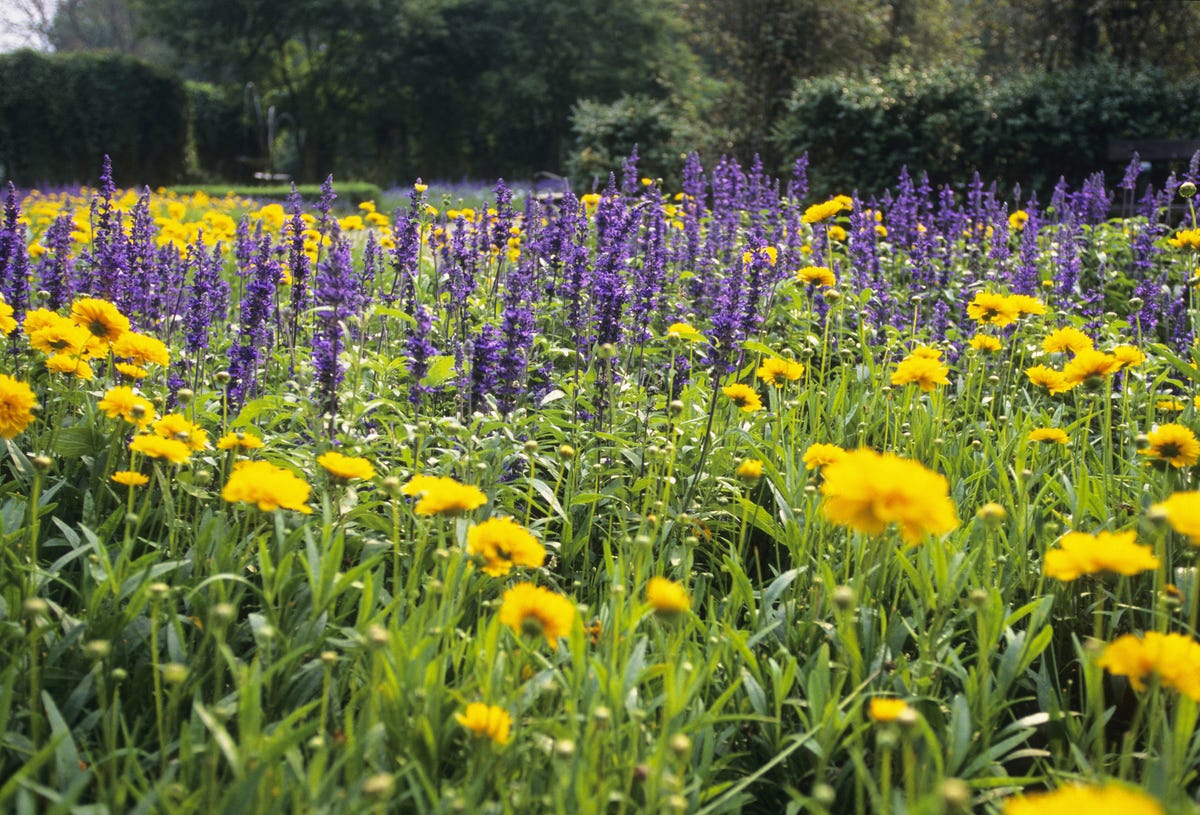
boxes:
[775,62,1200,198]
[0,50,189,187]
[164,183,384,208]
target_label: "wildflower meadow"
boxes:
[3,151,1200,814]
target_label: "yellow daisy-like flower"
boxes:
[827,225,848,242]
[401,474,487,516]
[221,459,313,513]
[1156,397,1186,411]
[1097,632,1200,700]
[216,431,264,451]
[1168,228,1200,249]
[796,266,836,287]
[966,292,1020,327]
[1042,326,1093,355]
[111,470,149,487]
[1007,294,1046,316]
[802,198,848,224]
[666,322,705,343]
[890,354,950,392]
[1150,491,1200,545]
[455,703,512,745]
[112,331,170,367]
[1028,427,1069,445]
[736,459,763,480]
[153,413,209,452]
[908,345,942,360]
[1043,529,1159,581]
[742,246,777,266]
[114,362,149,379]
[97,386,155,428]
[1140,423,1200,468]
[29,315,98,358]
[755,358,804,386]
[645,576,690,615]
[467,516,546,577]
[46,353,94,380]
[1002,784,1164,815]
[1024,364,1071,395]
[69,297,130,345]
[1111,344,1145,369]
[1061,349,1122,388]
[820,448,959,544]
[0,375,37,439]
[722,383,763,413]
[1007,210,1029,231]
[803,443,846,469]
[498,582,577,649]
[868,698,911,723]
[0,296,15,335]
[968,334,1002,352]
[317,451,377,481]
[129,434,191,465]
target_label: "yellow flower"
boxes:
[0,375,37,439]
[1007,294,1046,316]
[114,362,148,379]
[796,266,836,287]
[1042,326,1093,355]
[1140,423,1200,468]
[498,582,577,649]
[216,431,264,451]
[1111,344,1145,369]
[736,459,763,480]
[0,296,14,335]
[868,698,911,722]
[802,443,845,469]
[1024,364,1070,395]
[129,434,191,465]
[29,315,98,358]
[1043,530,1159,581]
[153,413,209,452]
[1156,397,1186,411]
[69,298,130,345]
[1028,427,1069,445]
[742,246,777,266]
[111,470,149,487]
[909,345,942,360]
[401,474,487,516]
[455,703,512,745]
[666,322,705,343]
[645,576,690,615]
[1168,228,1200,249]
[802,198,847,224]
[968,334,1002,352]
[221,459,313,513]
[890,354,950,392]
[1061,349,1122,388]
[97,386,155,428]
[112,331,170,367]
[722,383,763,413]
[317,451,377,481]
[967,292,1019,326]
[1150,491,1200,545]
[820,449,959,544]
[1097,632,1200,700]
[46,353,93,380]
[1002,784,1164,815]
[1008,210,1029,231]
[467,516,546,577]
[756,358,804,386]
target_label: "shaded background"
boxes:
[2,0,1200,196]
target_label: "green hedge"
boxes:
[775,62,1200,198]
[565,95,682,189]
[0,50,189,187]
[164,183,384,208]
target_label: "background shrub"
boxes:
[0,49,188,187]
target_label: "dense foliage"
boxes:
[0,50,189,186]
[2,151,1200,812]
